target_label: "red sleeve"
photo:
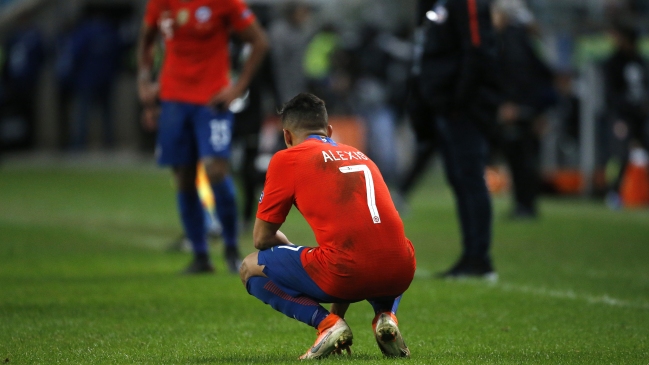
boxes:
[226,0,256,32]
[256,151,294,224]
[143,0,167,28]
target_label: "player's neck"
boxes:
[286,130,328,148]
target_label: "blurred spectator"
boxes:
[350,25,412,186]
[268,2,313,104]
[407,0,500,279]
[53,20,77,150]
[0,12,44,151]
[66,6,123,150]
[602,21,649,208]
[554,71,581,168]
[493,0,557,219]
[304,23,340,106]
[232,5,281,230]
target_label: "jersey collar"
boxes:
[306,134,338,146]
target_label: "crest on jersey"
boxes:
[177,8,190,26]
[259,191,264,203]
[195,6,212,23]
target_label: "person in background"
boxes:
[53,19,79,151]
[602,21,649,209]
[492,0,556,219]
[350,24,412,188]
[554,70,581,170]
[231,4,281,231]
[137,0,269,274]
[0,11,44,152]
[67,5,123,150]
[268,2,312,104]
[408,0,500,279]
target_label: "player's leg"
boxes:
[367,295,410,358]
[157,102,212,273]
[202,157,240,272]
[195,107,240,273]
[240,251,330,327]
[172,164,213,273]
[240,248,353,359]
[435,113,495,279]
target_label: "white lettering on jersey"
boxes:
[322,150,369,162]
[329,150,341,161]
[322,150,334,162]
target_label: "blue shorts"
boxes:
[257,245,343,303]
[156,101,233,166]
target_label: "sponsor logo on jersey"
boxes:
[177,8,190,26]
[195,6,212,23]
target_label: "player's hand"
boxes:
[159,11,175,39]
[141,104,160,132]
[138,80,159,107]
[208,84,244,111]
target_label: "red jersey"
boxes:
[143,0,255,104]
[257,136,416,300]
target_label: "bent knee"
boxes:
[239,252,264,286]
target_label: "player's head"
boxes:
[279,93,332,147]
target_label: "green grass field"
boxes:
[1,162,648,364]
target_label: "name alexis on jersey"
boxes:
[322,150,369,163]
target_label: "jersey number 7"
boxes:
[339,164,381,224]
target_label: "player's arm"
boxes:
[253,218,291,250]
[136,23,159,107]
[209,20,269,109]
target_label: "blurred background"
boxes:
[0,0,648,208]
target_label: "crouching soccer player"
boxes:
[239,93,416,359]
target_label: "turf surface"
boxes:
[1,164,648,364]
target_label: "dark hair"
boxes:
[278,93,328,132]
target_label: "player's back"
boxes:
[282,136,416,300]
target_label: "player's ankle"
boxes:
[317,313,340,333]
[372,312,398,330]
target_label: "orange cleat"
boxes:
[372,312,410,357]
[299,314,353,360]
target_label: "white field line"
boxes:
[414,269,649,310]
[496,283,649,310]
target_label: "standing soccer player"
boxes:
[239,93,416,359]
[137,0,268,273]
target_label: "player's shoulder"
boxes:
[268,147,299,166]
